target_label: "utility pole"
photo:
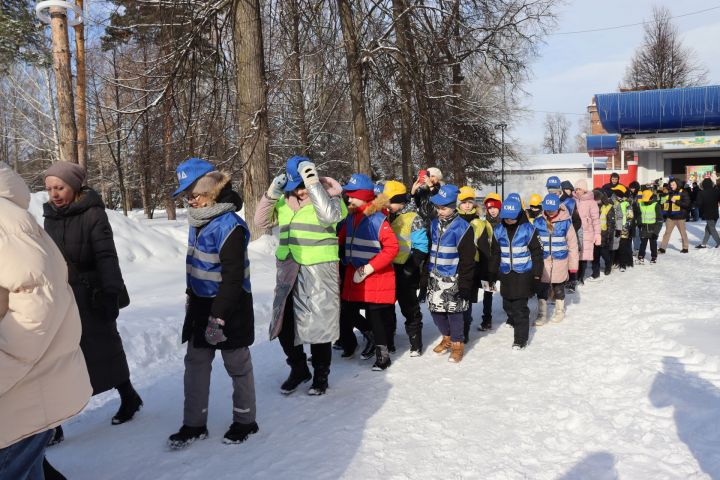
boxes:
[36,1,83,164]
[495,123,507,199]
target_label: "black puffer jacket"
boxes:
[412,184,440,223]
[697,178,720,221]
[665,185,692,219]
[183,184,254,350]
[43,187,129,395]
[488,215,543,300]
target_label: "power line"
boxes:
[551,4,720,35]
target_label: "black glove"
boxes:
[103,292,120,322]
[458,288,473,301]
[533,277,544,295]
[615,230,621,238]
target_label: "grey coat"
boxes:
[254,177,345,345]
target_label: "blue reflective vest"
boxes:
[187,212,251,298]
[344,212,385,268]
[428,216,471,276]
[494,222,535,274]
[563,197,576,216]
[533,216,571,260]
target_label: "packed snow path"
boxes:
[35,202,720,479]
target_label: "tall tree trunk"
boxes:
[49,7,78,163]
[450,4,465,185]
[394,0,434,166]
[162,86,177,220]
[337,0,371,175]
[391,0,415,185]
[233,0,271,240]
[287,0,310,155]
[73,0,88,170]
[111,49,128,215]
[44,66,61,163]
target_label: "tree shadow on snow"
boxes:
[649,356,720,479]
[556,452,618,480]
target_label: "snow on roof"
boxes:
[511,153,607,171]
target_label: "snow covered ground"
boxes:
[32,197,720,479]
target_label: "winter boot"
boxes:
[534,299,548,326]
[43,458,66,480]
[168,425,209,450]
[280,359,312,395]
[636,257,645,265]
[550,299,565,323]
[463,317,471,344]
[408,331,423,357]
[432,335,452,355]
[360,331,375,360]
[112,382,143,425]
[448,341,464,363]
[222,421,259,445]
[308,365,330,396]
[47,426,64,447]
[478,315,492,331]
[372,346,392,371]
[658,248,666,254]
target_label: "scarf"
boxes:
[438,211,458,230]
[187,202,237,228]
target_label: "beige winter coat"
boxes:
[0,163,91,448]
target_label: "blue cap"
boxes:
[506,192,522,204]
[542,193,561,211]
[546,176,562,189]
[430,184,460,206]
[284,156,310,192]
[373,182,384,196]
[173,157,215,198]
[343,173,375,192]
[499,197,522,219]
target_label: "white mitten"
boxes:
[298,161,320,187]
[267,174,287,199]
[352,264,375,283]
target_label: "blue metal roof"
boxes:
[586,134,619,155]
[595,85,720,134]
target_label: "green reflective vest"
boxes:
[600,204,612,231]
[469,217,492,262]
[275,197,347,265]
[639,202,657,225]
[390,212,415,264]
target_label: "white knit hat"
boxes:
[427,167,443,182]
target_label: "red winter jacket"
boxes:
[339,196,398,305]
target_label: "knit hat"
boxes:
[284,156,310,192]
[343,173,374,192]
[499,197,522,219]
[427,167,443,182]
[383,180,408,204]
[542,193,561,211]
[45,161,86,193]
[430,184,459,206]
[345,189,375,202]
[575,179,588,191]
[484,198,502,211]
[529,193,542,207]
[458,186,476,202]
[560,180,574,192]
[546,176,561,189]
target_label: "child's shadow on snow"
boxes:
[649,356,720,479]
[557,451,618,480]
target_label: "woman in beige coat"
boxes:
[0,162,91,478]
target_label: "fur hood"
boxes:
[348,193,389,217]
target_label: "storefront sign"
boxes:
[622,132,720,151]
[686,165,716,184]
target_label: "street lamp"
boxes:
[495,123,507,199]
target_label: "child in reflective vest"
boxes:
[611,185,634,271]
[532,194,579,326]
[479,194,502,331]
[427,185,477,363]
[384,181,428,356]
[489,196,543,350]
[592,189,616,277]
[634,189,663,263]
[338,174,399,371]
[456,186,493,343]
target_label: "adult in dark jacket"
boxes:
[601,172,621,198]
[690,182,701,221]
[43,162,141,432]
[411,168,443,302]
[659,179,691,253]
[695,177,720,248]
[592,190,616,277]
[488,197,543,349]
[168,158,257,449]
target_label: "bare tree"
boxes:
[543,113,569,154]
[623,6,708,90]
[574,113,591,153]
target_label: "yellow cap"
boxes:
[529,193,542,207]
[383,180,407,200]
[611,184,627,194]
[484,192,501,203]
[641,190,653,202]
[458,186,476,202]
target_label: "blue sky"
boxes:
[513,0,720,154]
